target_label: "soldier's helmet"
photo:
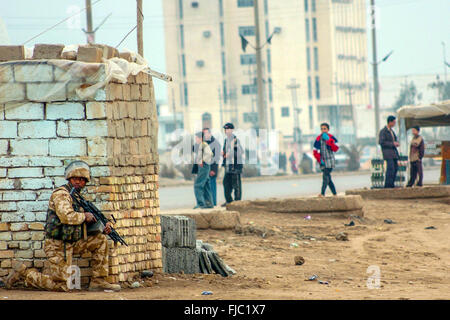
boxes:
[64,160,91,182]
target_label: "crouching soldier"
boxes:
[6,161,121,292]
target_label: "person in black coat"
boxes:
[379,115,400,188]
[202,128,221,206]
[221,123,243,206]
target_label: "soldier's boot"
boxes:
[5,263,27,289]
[88,277,121,291]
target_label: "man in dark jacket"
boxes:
[406,126,425,187]
[379,115,400,188]
[203,128,221,206]
[221,123,244,206]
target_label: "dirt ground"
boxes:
[1,196,449,300]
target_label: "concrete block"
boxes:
[1,212,24,222]
[0,45,25,61]
[162,246,200,274]
[14,62,54,82]
[0,202,17,211]
[161,215,196,249]
[8,167,43,178]
[0,121,17,138]
[18,121,56,138]
[0,64,13,82]
[13,232,32,241]
[15,250,33,258]
[17,201,48,212]
[86,102,106,119]
[10,222,29,232]
[68,120,108,137]
[90,166,110,177]
[0,168,6,177]
[0,178,15,189]
[0,249,14,258]
[32,44,64,59]
[49,138,86,156]
[56,121,69,137]
[0,140,8,155]
[87,44,119,59]
[44,166,65,176]
[28,157,63,167]
[0,156,28,167]
[27,83,66,102]
[61,50,77,60]
[162,209,241,230]
[87,138,107,157]
[77,46,103,63]
[19,177,53,190]
[35,212,47,222]
[10,139,48,156]
[36,190,53,201]
[2,191,37,201]
[4,102,44,120]
[19,241,31,249]
[0,83,25,103]
[24,212,36,222]
[346,186,450,199]
[46,102,85,120]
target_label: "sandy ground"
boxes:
[1,196,449,300]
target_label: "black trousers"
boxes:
[223,173,242,203]
[407,160,423,187]
[321,167,337,195]
[384,159,398,188]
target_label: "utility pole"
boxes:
[171,87,177,131]
[85,0,94,43]
[287,78,301,148]
[254,0,267,131]
[346,85,357,143]
[137,0,144,56]
[370,0,380,140]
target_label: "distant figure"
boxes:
[279,152,287,173]
[202,128,221,206]
[379,115,400,188]
[313,123,339,196]
[289,152,298,174]
[406,126,425,187]
[300,153,313,174]
[192,132,214,209]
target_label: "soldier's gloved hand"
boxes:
[103,222,112,235]
[84,212,97,224]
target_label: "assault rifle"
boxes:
[70,188,128,246]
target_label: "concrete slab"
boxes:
[345,185,450,200]
[161,208,241,230]
[225,195,365,217]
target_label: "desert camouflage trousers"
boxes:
[24,233,109,292]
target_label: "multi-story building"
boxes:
[163,0,372,151]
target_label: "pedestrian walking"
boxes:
[192,132,214,209]
[221,123,244,207]
[203,128,221,206]
[379,115,400,188]
[289,152,298,174]
[406,126,425,187]
[313,123,339,196]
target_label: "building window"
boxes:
[264,0,268,14]
[268,77,273,102]
[202,112,212,129]
[178,0,183,19]
[306,47,311,71]
[183,82,188,106]
[309,105,313,130]
[265,20,269,39]
[305,19,310,42]
[223,80,228,104]
[219,0,223,16]
[192,1,199,8]
[180,25,184,49]
[304,0,308,12]
[242,84,257,95]
[312,18,317,41]
[243,112,258,123]
[311,0,316,12]
[181,54,186,77]
[313,47,319,71]
[220,22,225,47]
[240,54,256,65]
[239,26,255,36]
[221,52,226,75]
[196,60,204,67]
[315,76,320,99]
[267,49,272,73]
[308,76,312,100]
[281,107,290,117]
[238,0,254,7]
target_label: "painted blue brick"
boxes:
[26,83,66,102]
[0,121,17,138]
[35,212,47,222]
[2,191,37,201]
[18,121,56,138]
[36,190,53,201]
[19,178,53,190]
[0,157,29,167]
[1,212,25,222]
[0,202,17,211]
[0,168,6,177]
[17,201,48,212]
[4,102,44,120]
[10,139,48,156]
[56,121,69,137]
[0,140,7,155]
[68,120,108,137]
[53,177,67,187]
[14,63,54,82]
[8,167,43,178]
[28,157,63,167]
[24,212,36,222]
[44,166,65,176]
[48,138,86,156]
[90,166,111,177]
[46,102,85,120]
[0,179,15,189]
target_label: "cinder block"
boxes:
[19,241,31,249]
[49,138,86,156]
[32,44,64,59]
[0,179,15,190]
[162,246,200,274]
[19,178,53,190]
[0,45,25,61]
[10,139,48,156]
[90,166,110,177]
[8,167,43,178]
[86,44,118,59]
[14,63,54,82]
[17,201,48,212]
[15,250,33,258]
[0,140,8,155]
[161,215,196,249]
[0,250,14,258]
[68,120,108,137]
[130,85,140,101]
[24,212,36,222]
[36,190,53,201]
[0,64,13,82]
[35,212,47,222]
[46,102,85,120]
[0,121,17,138]
[44,166,65,176]
[2,191,37,201]
[29,157,63,167]
[86,102,106,119]
[77,46,103,63]
[27,83,66,102]
[56,121,69,137]
[4,102,44,120]
[0,83,25,103]
[0,202,16,211]
[18,121,56,138]
[31,231,45,241]
[87,138,107,157]
[61,50,77,60]
[10,222,28,231]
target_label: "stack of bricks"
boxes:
[0,44,162,284]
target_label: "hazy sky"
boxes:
[1,0,449,102]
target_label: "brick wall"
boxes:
[0,57,161,284]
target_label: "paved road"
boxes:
[159,168,441,210]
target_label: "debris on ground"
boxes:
[141,270,154,278]
[294,256,305,265]
[234,224,275,238]
[196,240,236,277]
[318,280,329,285]
[131,282,140,288]
[345,221,355,227]
[201,291,213,295]
[384,219,396,224]
[306,275,318,281]
[290,242,299,248]
[335,232,349,241]
[304,215,312,220]
[425,226,436,230]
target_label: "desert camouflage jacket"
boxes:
[48,185,86,225]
